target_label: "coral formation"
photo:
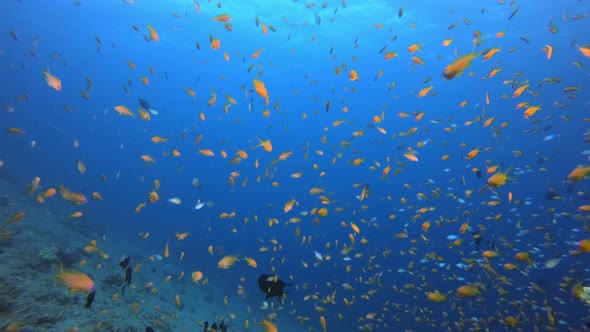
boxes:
[38,247,59,266]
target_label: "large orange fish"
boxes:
[442,53,479,80]
[56,271,95,293]
[58,185,88,204]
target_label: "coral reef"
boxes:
[38,247,59,266]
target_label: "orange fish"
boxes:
[175,294,181,308]
[251,47,264,59]
[487,169,513,188]
[383,51,398,60]
[442,38,454,47]
[244,257,257,268]
[70,211,83,218]
[185,87,196,97]
[255,137,272,152]
[427,291,447,302]
[56,271,95,293]
[567,165,590,182]
[418,85,433,97]
[456,285,479,297]
[466,147,480,160]
[210,37,221,50]
[58,185,87,204]
[482,47,501,61]
[284,199,297,213]
[114,105,134,117]
[43,69,62,91]
[7,128,25,134]
[261,320,278,332]
[515,252,533,265]
[408,43,422,53]
[217,255,239,269]
[137,109,151,120]
[542,45,553,60]
[523,105,541,119]
[253,78,269,99]
[411,56,424,65]
[442,53,479,80]
[134,202,147,214]
[150,136,167,144]
[192,271,204,282]
[198,149,215,157]
[577,45,590,57]
[403,153,418,162]
[44,188,57,198]
[164,241,170,259]
[147,24,159,42]
[141,155,156,166]
[512,84,529,98]
[349,69,359,81]
[212,13,231,22]
[483,116,495,127]
[8,212,25,224]
[488,67,502,78]
[459,222,469,233]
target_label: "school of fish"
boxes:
[3,0,590,331]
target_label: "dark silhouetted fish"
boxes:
[475,170,482,179]
[203,320,227,332]
[258,274,292,302]
[122,266,133,295]
[124,266,132,285]
[84,290,95,309]
[120,256,130,269]
[472,231,482,251]
[138,98,158,115]
[146,327,155,332]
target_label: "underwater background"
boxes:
[1,0,590,331]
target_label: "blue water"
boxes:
[2,0,590,330]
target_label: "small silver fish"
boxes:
[544,257,561,269]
